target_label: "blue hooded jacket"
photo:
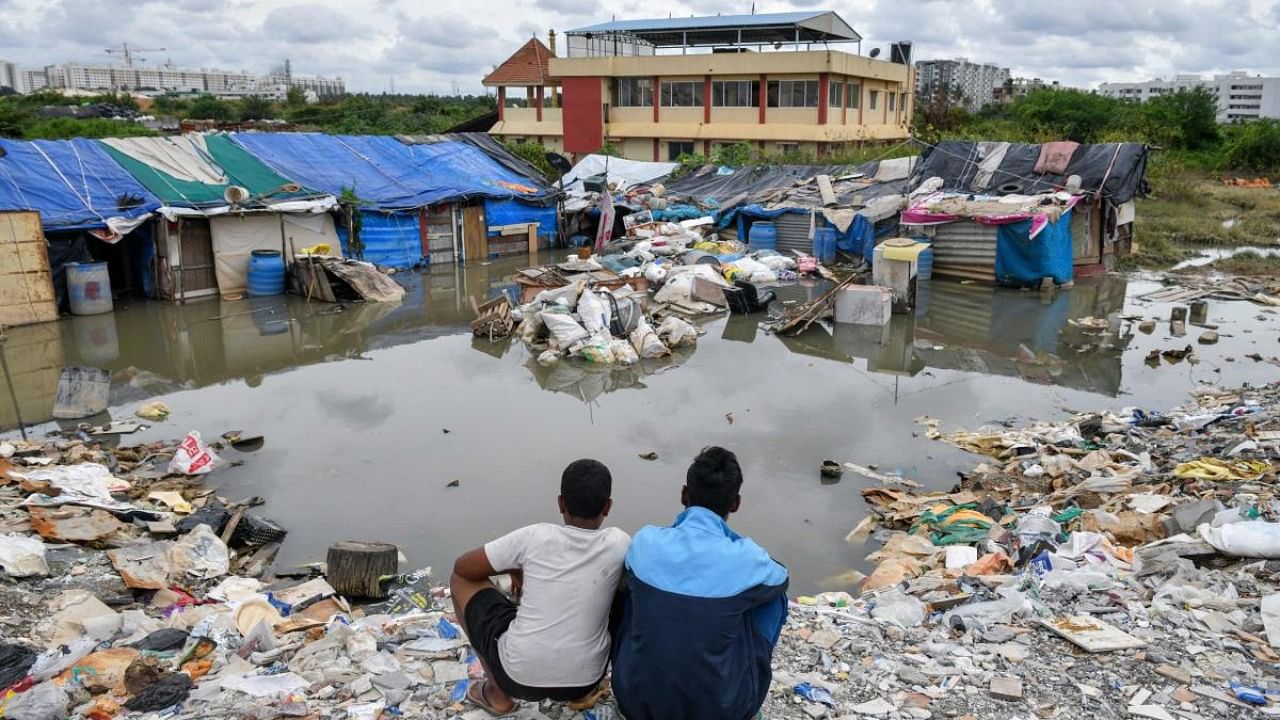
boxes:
[611,507,789,720]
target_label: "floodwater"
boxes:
[2,255,1277,592]
[1172,245,1280,270]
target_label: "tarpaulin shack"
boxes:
[0,138,162,310]
[99,134,339,301]
[232,133,556,268]
[664,156,916,255]
[901,141,1148,285]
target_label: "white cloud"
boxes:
[0,0,1276,93]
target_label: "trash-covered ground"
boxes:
[1,376,1279,718]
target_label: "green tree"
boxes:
[1218,119,1280,173]
[501,140,557,179]
[286,85,307,108]
[239,95,276,121]
[1139,87,1220,150]
[186,95,235,122]
[0,102,34,138]
[1013,88,1121,142]
[712,141,753,166]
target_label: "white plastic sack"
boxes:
[757,255,797,272]
[630,322,670,359]
[517,312,545,345]
[0,533,48,577]
[0,681,68,720]
[643,263,669,284]
[1199,521,1280,558]
[541,312,590,348]
[537,350,560,366]
[654,274,695,304]
[657,316,699,348]
[577,291,612,335]
[169,431,223,475]
[16,463,133,512]
[580,334,616,365]
[610,339,640,366]
[726,257,770,281]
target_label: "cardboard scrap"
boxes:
[1039,614,1146,652]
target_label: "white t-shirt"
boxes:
[483,523,630,688]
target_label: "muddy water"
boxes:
[2,256,1277,592]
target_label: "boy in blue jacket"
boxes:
[611,446,789,720]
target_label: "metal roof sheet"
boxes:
[569,11,831,34]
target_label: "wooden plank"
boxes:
[0,211,56,327]
[527,224,538,255]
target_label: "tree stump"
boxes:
[326,541,398,599]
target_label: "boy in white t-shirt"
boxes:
[450,459,630,717]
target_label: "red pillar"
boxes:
[758,74,767,124]
[818,73,829,125]
[497,87,505,121]
[653,76,660,123]
[703,75,712,124]
[703,140,711,156]
[652,138,659,161]
[535,86,543,122]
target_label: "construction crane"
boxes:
[105,43,166,67]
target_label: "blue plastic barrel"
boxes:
[813,227,837,264]
[748,221,777,250]
[66,262,113,315]
[247,250,286,297]
[917,246,934,280]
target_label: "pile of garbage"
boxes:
[0,421,640,720]
[757,380,1280,719]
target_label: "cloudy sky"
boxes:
[2,0,1278,94]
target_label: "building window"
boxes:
[899,93,907,113]
[712,80,759,107]
[848,83,860,109]
[778,143,800,155]
[766,80,819,108]
[888,92,896,111]
[615,77,653,107]
[667,141,695,161]
[869,90,879,110]
[828,81,843,109]
[660,81,703,107]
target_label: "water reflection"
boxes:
[766,276,1131,396]
[0,257,528,431]
[1,256,1133,434]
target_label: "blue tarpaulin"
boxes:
[338,210,424,268]
[485,199,557,241]
[0,138,160,230]
[995,208,1075,287]
[232,133,553,210]
[737,205,878,258]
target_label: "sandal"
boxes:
[467,680,519,717]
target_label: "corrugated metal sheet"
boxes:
[338,211,422,269]
[773,213,812,255]
[926,221,997,282]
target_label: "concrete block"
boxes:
[834,285,892,326]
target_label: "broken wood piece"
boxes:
[326,541,398,599]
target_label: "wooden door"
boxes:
[178,218,217,295]
[462,205,487,263]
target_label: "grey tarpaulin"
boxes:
[913,141,1149,204]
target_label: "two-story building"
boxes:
[483,11,914,162]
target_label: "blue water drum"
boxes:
[812,227,837,264]
[247,249,286,297]
[748,221,778,250]
[917,245,935,280]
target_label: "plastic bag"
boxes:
[577,291,612,335]
[870,589,926,627]
[657,316,699,348]
[1199,521,1280,558]
[169,432,222,475]
[1,680,68,720]
[942,588,1035,631]
[757,255,796,272]
[653,274,695,304]
[643,263,668,284]
[0,533,48,578]
[541,312,589,348]
[168,524,230,579]
[30,637,97,681]
[517,312,545,345]
[536,350,560,366]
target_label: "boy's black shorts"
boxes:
[462,588,604,702]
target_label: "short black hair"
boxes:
[561,459,612,518]
[686,446,742,517]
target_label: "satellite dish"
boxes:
[223,185,250,205]
[869,47,881,58]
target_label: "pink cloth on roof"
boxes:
[1034,141,1080,175]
